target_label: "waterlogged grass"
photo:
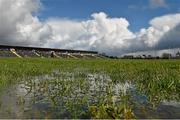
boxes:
[0,58,62,91]
[0,58,180,119]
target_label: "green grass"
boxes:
[0,58,179,118]
[0,58,179,98]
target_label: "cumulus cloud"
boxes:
[135,14,180,49]
[0,0,52,46]
[0,0,180,56]
[157,23,180,49]
[45,12,135,55]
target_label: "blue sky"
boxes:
[39,0,180,32]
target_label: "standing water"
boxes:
[0,71,179,119]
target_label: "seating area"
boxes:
[15,50,39,57]
[84,54,97,59]
[0,45,106,59]
[71,53,85,59]
[55,52,72,58]
[36,51,52,58]
[0,48,16,57]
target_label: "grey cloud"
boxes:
[156,23,180,49]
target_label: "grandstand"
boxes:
[0,44,105,59]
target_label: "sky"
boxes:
[39,0,180,32]
[0,0,180,56]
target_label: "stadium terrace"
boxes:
[0,44,106,59]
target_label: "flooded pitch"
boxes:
[0,70,179,119]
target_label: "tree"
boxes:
[176,52,180,59]
[161,53,172,59]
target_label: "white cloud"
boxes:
[149,0,168,9]
[45,12,135,55]
[0,0,180,56]
[135,13,180,49]
[128,0,169,11]
[150,14,180,29]
[0,0,52,46]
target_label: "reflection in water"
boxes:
[0,71,179,119]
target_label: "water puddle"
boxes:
[0,71,179,119]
